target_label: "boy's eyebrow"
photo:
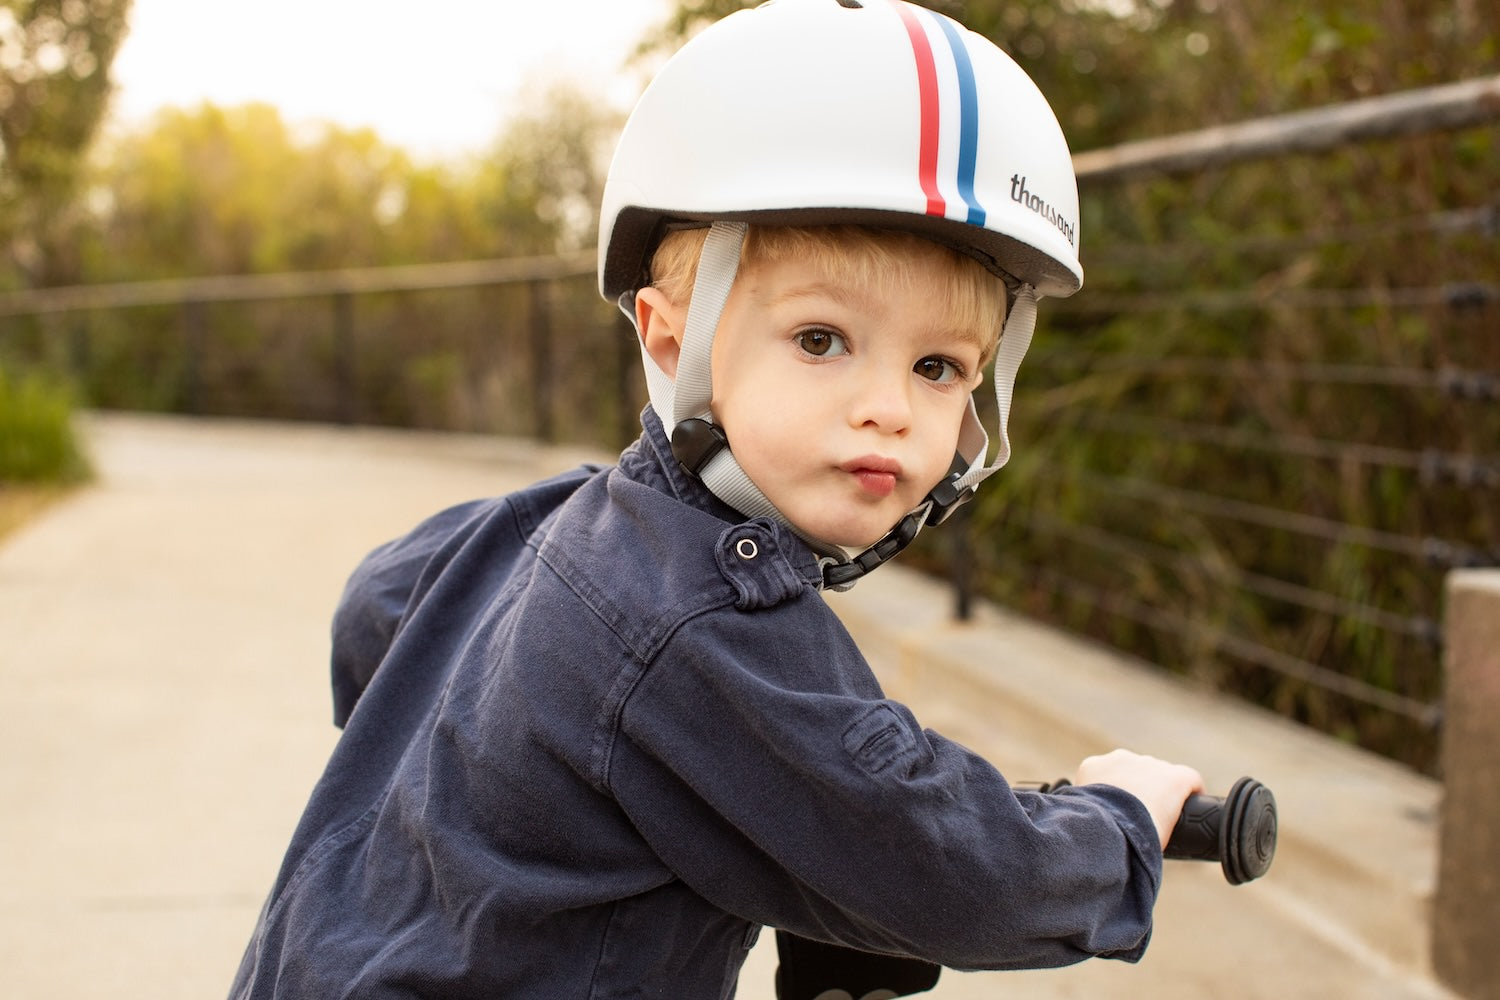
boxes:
[771,279,989,351]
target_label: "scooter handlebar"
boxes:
[1164,776,1277,885]
[1025,775,1278,885]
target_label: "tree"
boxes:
[84,84,623,280]
[89,102,455,278]
[473,82,623,257]
[0,0,132,288]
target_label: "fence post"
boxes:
[67,315,90,385]
[529,279,553,442]
[180,300,204,414]
[949,503,974,622]
[1432,568,1500,1000]
[331,292,356,425]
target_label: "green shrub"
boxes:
[0,367,91,484]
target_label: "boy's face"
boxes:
[702,253,985,550]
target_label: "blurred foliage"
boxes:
[0,364,88,481]
[0,0,125,494]
[83,84,619,280]
[0,0,132,288]
[0,0,1495,770]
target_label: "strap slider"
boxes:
[925,471,974,526]
[670,418,729,479]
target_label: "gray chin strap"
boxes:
[622,220,1041,591]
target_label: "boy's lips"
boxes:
[841,456,902,498]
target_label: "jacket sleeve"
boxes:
[329,500,489,727]
[606,591,1163,972]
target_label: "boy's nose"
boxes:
[849,367,913,434]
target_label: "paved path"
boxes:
[0,414,1456,999]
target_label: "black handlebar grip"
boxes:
[1165,776,1278,884]
[1164,793,1225,863]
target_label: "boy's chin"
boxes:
[784,499,923,553]
[797,522,894,554]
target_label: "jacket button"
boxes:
[735,538,759,560]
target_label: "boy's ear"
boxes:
[634,286,686,380]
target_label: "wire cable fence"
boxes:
[954,143,1496,768]
[922,75,1500,771]
[0,255,643,449]
[1,75,1496,771]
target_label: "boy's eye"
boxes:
[795,328,848,358]
[914,356,964,384]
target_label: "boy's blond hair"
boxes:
[649,225,1009,366]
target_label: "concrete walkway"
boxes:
[0,413,1456,999]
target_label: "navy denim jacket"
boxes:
[230,410,1162,999]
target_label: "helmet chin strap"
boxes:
[624,220,1040,591]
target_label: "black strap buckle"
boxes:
[670,417,729,479]
[924,466,974,527]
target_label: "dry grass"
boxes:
[0,484,75,544]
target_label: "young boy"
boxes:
[231,2,1203,997]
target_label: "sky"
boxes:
[107,0,675,160]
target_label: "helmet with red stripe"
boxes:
[599,0,1082,302]
[598,0,1083,588]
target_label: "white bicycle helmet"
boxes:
[599,0,1083,588]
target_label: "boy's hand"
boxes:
[1075,749,1205,851]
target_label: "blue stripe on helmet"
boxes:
[929,13,985,227]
